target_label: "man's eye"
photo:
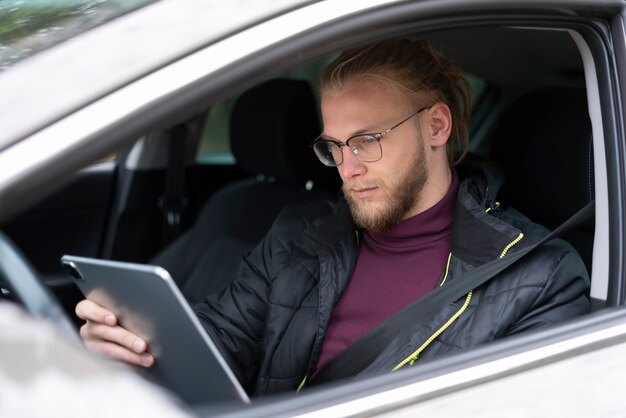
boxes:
[357,135,377,145]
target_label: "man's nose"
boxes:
[338,146,366,179]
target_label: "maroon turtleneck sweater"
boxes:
[314,171,459,373]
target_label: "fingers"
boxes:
[75,299,117,326]
[84,338,154,367]
[76,299,154,367]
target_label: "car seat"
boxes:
[151,79,338,302]
[490,85,594,272]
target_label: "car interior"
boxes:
[0,19,609,409]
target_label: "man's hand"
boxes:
[75,299,154,367]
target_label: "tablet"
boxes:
[61,255,250,406]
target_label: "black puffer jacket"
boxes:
[195,168,590,396]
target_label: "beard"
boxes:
[343,146,428,232]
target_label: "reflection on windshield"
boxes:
[0,0,159,72]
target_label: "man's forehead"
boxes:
[320,80,413,138]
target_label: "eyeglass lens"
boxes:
[313,135,381,166]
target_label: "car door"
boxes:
[0,160,116,313]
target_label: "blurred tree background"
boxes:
[0,0,156,71]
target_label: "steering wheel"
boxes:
[0,231,79,340]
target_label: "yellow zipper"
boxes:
[392,290,473,370]
[485,201,501,213]
[296,376,307,393]
[392,231,525,371]
[439,252,453,286]
[500,233,524,258]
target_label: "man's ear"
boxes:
[426,103,452,148]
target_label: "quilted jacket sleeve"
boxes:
[504,245,591,335]
[191,201,323,392]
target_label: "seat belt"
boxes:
[159,123,189,246]
[311,201,595,385]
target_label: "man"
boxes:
[76,38,590,396]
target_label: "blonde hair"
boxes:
[319,38,471,166]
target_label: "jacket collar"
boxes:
[452,162,522,266]
[302,195,356,256]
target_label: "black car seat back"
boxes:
[151,79,338,302]
[491,85,594,272]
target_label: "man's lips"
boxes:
[350,186,378,199]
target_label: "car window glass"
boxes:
[196,99,236,165]
[0,0,159,72]
[466,72,487,106]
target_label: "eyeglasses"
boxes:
[309,106,430,167]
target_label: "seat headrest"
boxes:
[230,78,337,187]
[492,86,594,225]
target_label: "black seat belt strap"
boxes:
[159,124,188,245]
[311,201,595,385]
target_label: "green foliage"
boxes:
[0,4,76,45]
